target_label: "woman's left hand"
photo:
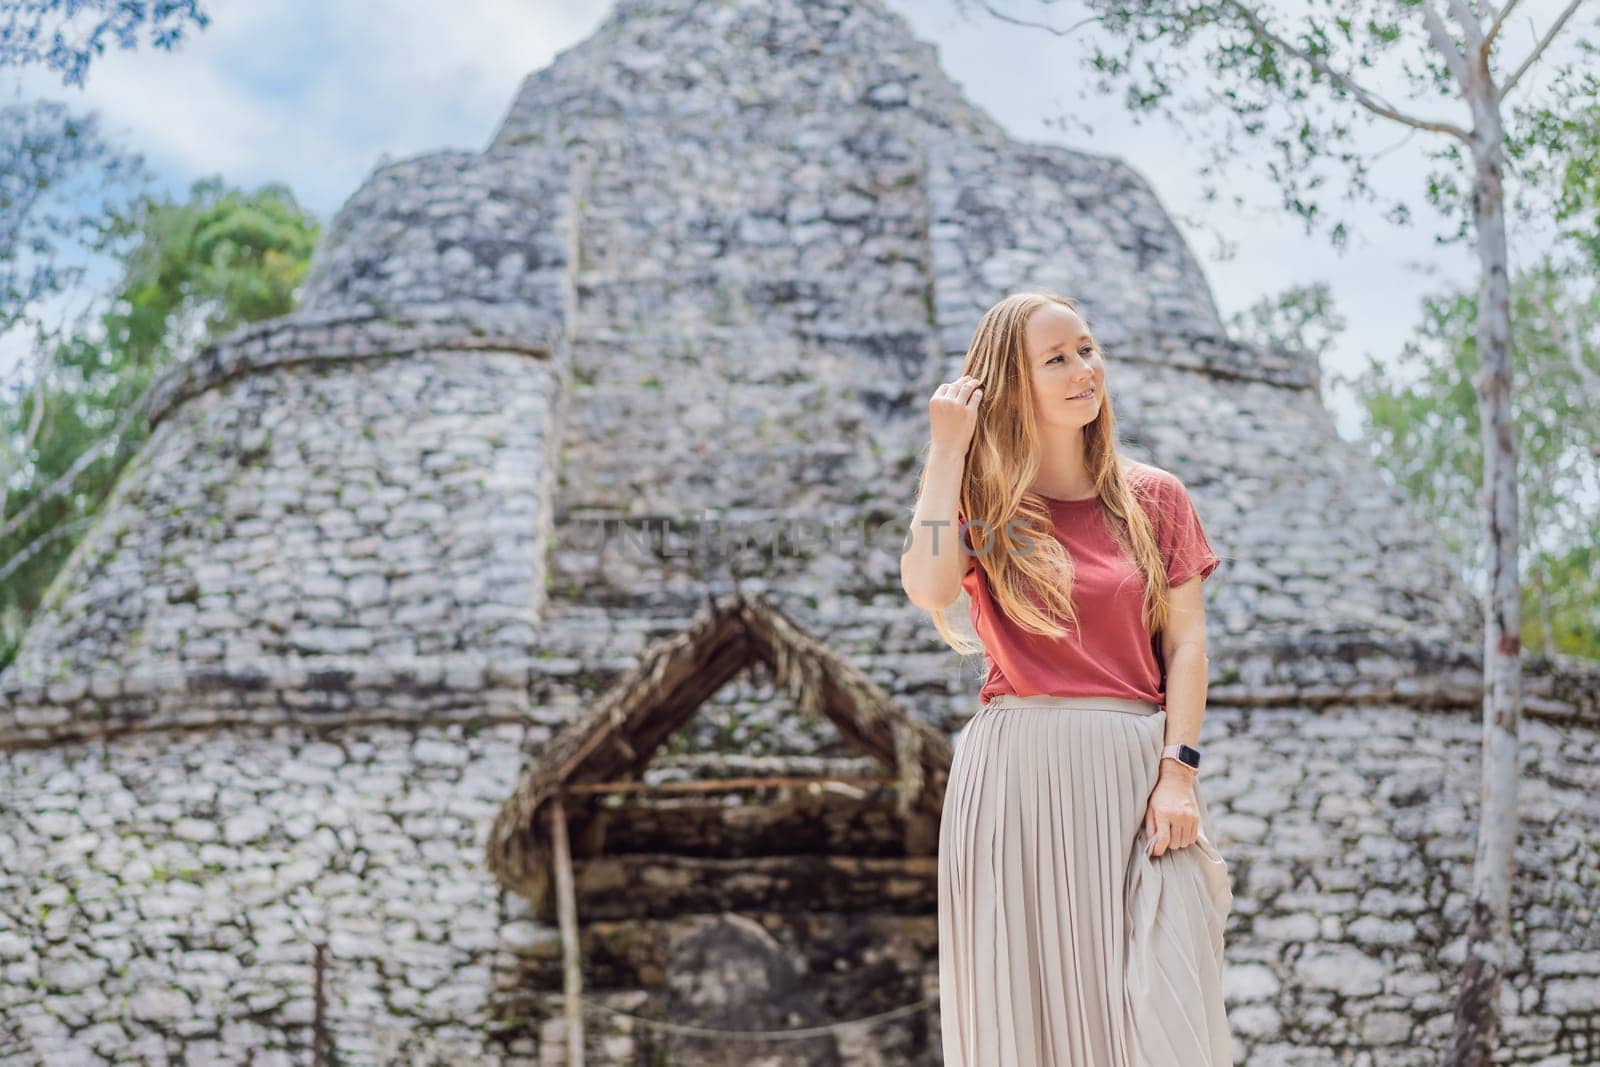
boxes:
[1143,768,1200,857]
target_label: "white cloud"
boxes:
[13,0,608,215]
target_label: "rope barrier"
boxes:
[572,989,941,1040]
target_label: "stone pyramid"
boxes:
[1,0,1503,738]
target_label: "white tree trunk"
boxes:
[1446,42,1522,1067]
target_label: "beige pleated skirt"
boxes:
[937,693,1235,1066]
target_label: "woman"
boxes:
[900,290,1235,1066]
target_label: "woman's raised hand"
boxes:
[928,375,984,455]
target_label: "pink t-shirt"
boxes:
[958,466,1221,707]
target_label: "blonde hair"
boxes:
[924,290,1175,655]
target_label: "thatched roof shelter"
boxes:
[484,588,955,906]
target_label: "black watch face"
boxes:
[1179,743,1201,768]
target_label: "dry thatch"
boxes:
[483,588,954,899]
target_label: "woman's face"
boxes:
[1024,304,1103,428]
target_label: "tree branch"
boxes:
[0,372,155,546]
[0,515,95,584]
[1427,1,1472,92]
[969,0,1106,37]
[1482,0,1525,55]
[1498,0,1585,102]
[1443,0,1487,54]
[1220,0,1473,142]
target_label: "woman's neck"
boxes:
[1031,424,1094,499]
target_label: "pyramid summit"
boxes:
[491,0,1240,347]
[2,0,1596,1061]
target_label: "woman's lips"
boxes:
[1069,387,1096,400]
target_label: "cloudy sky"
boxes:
[5,0,1579,439]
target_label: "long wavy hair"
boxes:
[925,290,1175,656]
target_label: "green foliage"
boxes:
[1347,257,1600,657]
[0,0,211,87]
[1508,85,1600,262]
[0,174,319,673]
[0,101,149,338]
[101,176,319,367]
[1225,279,1347,376]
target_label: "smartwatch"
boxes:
[1160,743,1201,772]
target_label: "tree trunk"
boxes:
[1534,569,1551,656]
[1445,55,1523,1067]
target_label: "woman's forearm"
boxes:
[1160,641,1208,782]
[900,444,968,611]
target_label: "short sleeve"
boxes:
[1151,472,1221,586]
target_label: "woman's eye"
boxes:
[1046,346,1096,366]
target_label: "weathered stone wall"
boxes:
[3,698,1597,1064]
[0,718,545,1063]
[0,346,560,702]
[1202,703,1600,1066]
[297,147,574,327]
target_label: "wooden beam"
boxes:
[567,853,940,920]
[548,793,583,1065]
[564,775,898,796]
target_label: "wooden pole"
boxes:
[548,793,583,1065]
[564,774,896,796]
